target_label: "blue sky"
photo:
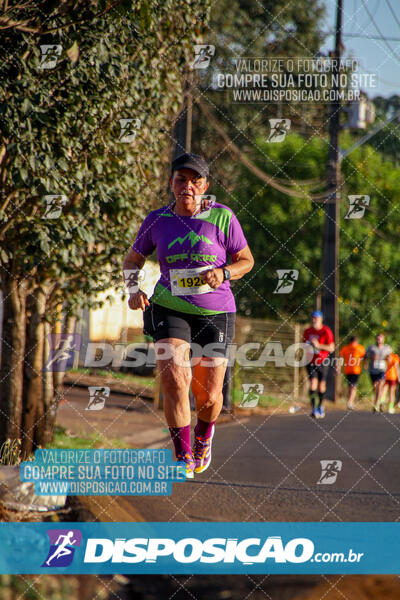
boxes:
[321,0,400,97]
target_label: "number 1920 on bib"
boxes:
[170,267,213,296]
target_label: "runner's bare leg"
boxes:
[191,356,228,423]
[156,338,192,427]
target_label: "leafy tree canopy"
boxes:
[0,0,211,311]
[223,132,400,347]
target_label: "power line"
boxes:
[358,0,381,32]
[325,0,380,41]
[360,0,400,65]
[352,58,400,87]
[340,33,400,41]
[385,0,400,32]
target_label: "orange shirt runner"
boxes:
[339,342,366,375]
[385,353,400,382]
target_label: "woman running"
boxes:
[123,153,254,477]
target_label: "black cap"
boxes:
[171,153,209,178]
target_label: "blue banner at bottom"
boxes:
[0,522,398,574]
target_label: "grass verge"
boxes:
[68,367,155,388]
[51,425,129,449]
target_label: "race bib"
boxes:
[373,359,385,371]
[170,266,213,296]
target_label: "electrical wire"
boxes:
[352,58,400,88]
[360,0,400,65]
[340,33,400,41]
[357,0,381,33]
[385,0,400,32]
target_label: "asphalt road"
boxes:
[59,387,400,523]
[131,409,400,522]
[60,390,400,599]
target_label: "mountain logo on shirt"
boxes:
[168,231,213,249]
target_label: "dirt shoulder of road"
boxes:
[63,371,154,399]
[58,383,235,448]
[63,372,383,416]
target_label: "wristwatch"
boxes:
[222,267,231,281]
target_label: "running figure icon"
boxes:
[45,531,77,566]
[274,269,298,294]
[43,333,81,372]
[267,119,291,142]
[317,460,342,485]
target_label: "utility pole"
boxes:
[322,0,342,401]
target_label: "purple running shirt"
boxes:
[131,202,248,314]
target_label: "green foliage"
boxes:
[191,0,327,191]
[339,134,400,346]
[0,438,22,465]
[208,0,325,58]
[227,134,325,319]
[0,574,98,599]
[368,95,400,166]
[51,425,128,449]
[0,0,211,311]
[221,132,400,344]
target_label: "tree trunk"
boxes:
[0,269,27,443]
[41,320,55,446]
[21,287,46,458]
[42,313,76,446]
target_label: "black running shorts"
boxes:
[143,302,235,358]
[306,363,329,382]
[345,373,359,386]
[370,371,385,384]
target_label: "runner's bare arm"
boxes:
[227,244,255,280]
[312,340,335,352]
[201,244,254,289]
[363,350,371,369]
[123,248,146,271]
[123,248,149,310]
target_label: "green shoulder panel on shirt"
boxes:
[151,282,226,315]
[194,206,232,237]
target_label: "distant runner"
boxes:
[123,153,254,477]
[364,333,392,412]
[338,336,366,410]
[383,351,400,414]
[303,310,335,419]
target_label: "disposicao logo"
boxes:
[38,533,364,569]
[83,536,314,565]
[42,529,82,567]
